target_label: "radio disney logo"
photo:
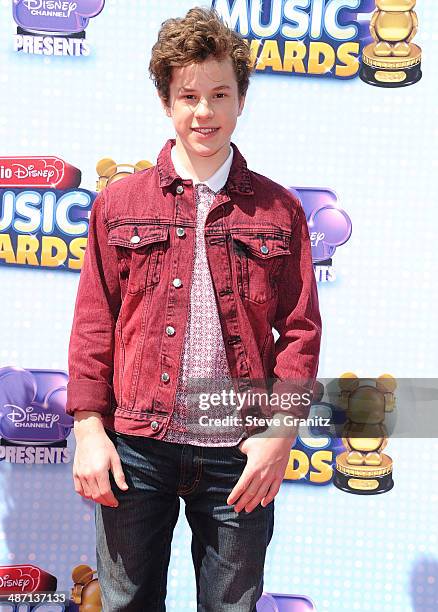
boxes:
[13,164,55,182]
[0,572,32,591]
[1,161,61,186]
[289,187,352,283]
[0,156,80,189]
[0,564,57,595]
[0,367,73,464]
[13,0,105,57]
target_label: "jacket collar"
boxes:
[156,138,254,195]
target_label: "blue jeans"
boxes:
[95,428,274,612]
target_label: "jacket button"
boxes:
[130,235,140,244]
[219,288,233,296]
[176,227,186,237]
[151,421,159,431]
[176,185,184,195]
[166,325,175,336]
[260,245,269,254]
[161,372,170,382]
[172,278,182,288]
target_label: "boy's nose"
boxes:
[193,98,214,117]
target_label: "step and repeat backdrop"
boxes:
[0,1,437,611]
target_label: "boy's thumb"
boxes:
[110,455,129,490]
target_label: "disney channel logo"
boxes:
[0,367,73,464]
[289,187,352,283]
[13,0,105,56]
[20,0,78,17]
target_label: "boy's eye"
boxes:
[182,93,226,100]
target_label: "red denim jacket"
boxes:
[66,138,322,439]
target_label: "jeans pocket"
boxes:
[230,443,247,460]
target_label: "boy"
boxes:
[66,6,321,612]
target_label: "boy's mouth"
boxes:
[191,127,219,135]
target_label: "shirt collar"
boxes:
[171,143,233,193]
[156,138,254,196]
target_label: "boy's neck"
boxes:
[173,137,232,183]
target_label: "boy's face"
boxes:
[161,56,245,160]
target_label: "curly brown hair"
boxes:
[149,6,254,106]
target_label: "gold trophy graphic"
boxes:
[333,373,396,494]
[70,564,102,611]
[96,158,153,191]
[360,0,422,87]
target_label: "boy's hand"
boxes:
[72,413,128,508]
[226,417,297,513]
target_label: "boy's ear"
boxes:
[159,95,172,117]
[237,94,246,117]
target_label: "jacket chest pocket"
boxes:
[108,222,169,295]
[231,231,290,304]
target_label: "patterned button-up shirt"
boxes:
[162,144,246,446]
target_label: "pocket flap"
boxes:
[108,223,169,249]
[231,231,290,259]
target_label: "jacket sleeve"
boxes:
[66,189,121,416]
[270,201,322,419]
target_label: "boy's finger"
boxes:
[261,478,282,507]
[227,473,252,505]
[80,476,92,498]
[244,481,271,513]
[234,484,263,512]
[96,472,119,507]
[73,474,84,496]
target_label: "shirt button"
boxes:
[166,325,175,336]
[176,227,186,237]
[176,185,184,194]
[161,372,170,382]
[151,421,159,431]
[130,235,140,244]
[172,278,182,288]
[260,245,269,254]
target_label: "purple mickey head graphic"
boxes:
[0,366,73,444]
[289,188,352,263]
[256,593,279,612]
[13,1,105,35]
[308,205,352,262]
[75,0,105,17]
[257,593,317,611]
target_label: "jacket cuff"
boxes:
[66,380,113,416]
[267,379,314,420]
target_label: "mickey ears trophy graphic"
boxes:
[333,373,396,495]
[360,0,422,87]
[70,564,101,611]
[96,158,153,191]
